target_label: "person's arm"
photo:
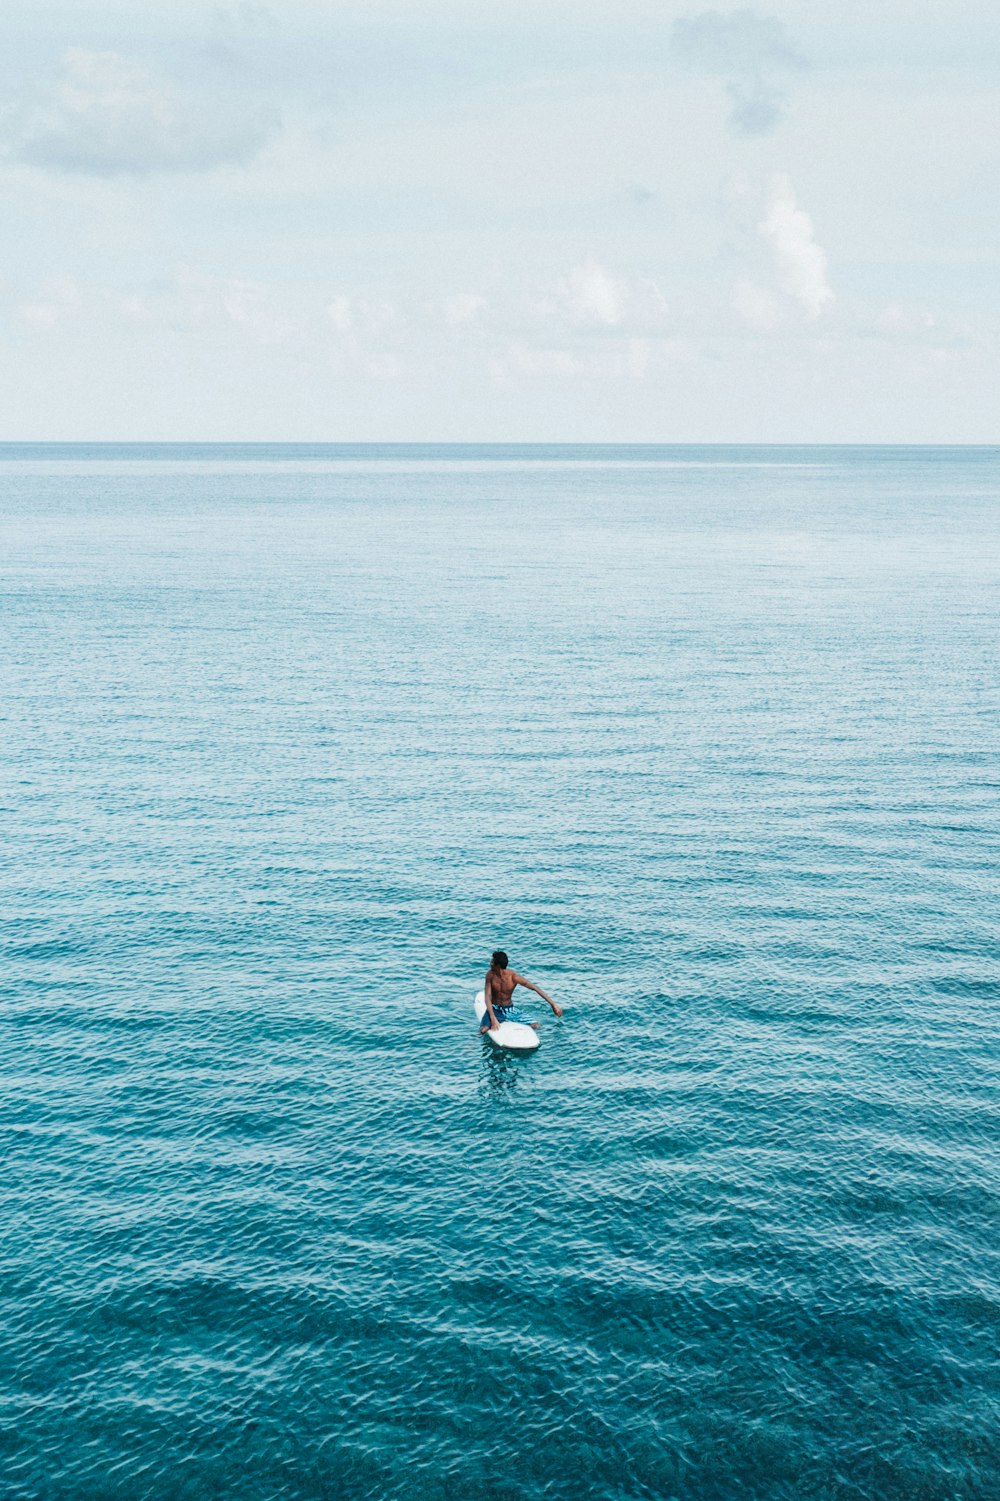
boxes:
[513,972,562,1017]
[482,972,500,1032]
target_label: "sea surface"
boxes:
[1,444,997,1501]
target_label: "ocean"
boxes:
[2,444,997,1500]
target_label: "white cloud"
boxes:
[326,295,354,332]
[554,263,669,337]
[872,304,974,350]
[560,262,627,327]
[363,352,403,379]
[8,49,279,176]
[671,9,805,135]
[875,304,936,338]
[10,265,414,372]
[18,301,62,331]
[505,344,580,376]
[16,276,81,333]
[757,174,833,319]
[209,3,279,40]
[172,265,269,329]
[112,292,156,324]
[444,292,486,327]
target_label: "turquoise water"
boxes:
[2,445,997,1500]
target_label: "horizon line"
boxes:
[1,440,997,452]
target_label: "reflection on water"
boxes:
[479,1040,537,1098]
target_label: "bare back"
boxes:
[484,966,519,1007]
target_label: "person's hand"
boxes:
[552,1005,563,1017]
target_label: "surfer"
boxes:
[481,950,563,1033]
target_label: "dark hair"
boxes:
[491,950,508,969]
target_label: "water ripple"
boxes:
[1,447,998,1499]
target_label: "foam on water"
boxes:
[1,446,998,1500]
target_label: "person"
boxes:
[481,950,562,1033]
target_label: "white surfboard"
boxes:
[474,990,540,1051]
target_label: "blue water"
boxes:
[2,445,997,1501]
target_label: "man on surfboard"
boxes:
[481,950,562,1033]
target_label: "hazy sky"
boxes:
[2,1,998,440]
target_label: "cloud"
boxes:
[210,3,279,39]
[203,4,281,71]
[93,265,298,347]
[556,262,669,334]
[671,9,805,135]
[561,261,628,327]
[757,174,833,319]
[726,77,789,136]
[492,331,666,387]
[171,266,271,329]
[443,292,486,327]
[326,295,354,332]
[731,279,780,331]
[16,276,82,333]
[501,344,581,378]
[362,353,402,380]
[490,267,673,384]
[7,49,279,176]
[871,305,973,350]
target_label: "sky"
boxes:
[1,0,998,441]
